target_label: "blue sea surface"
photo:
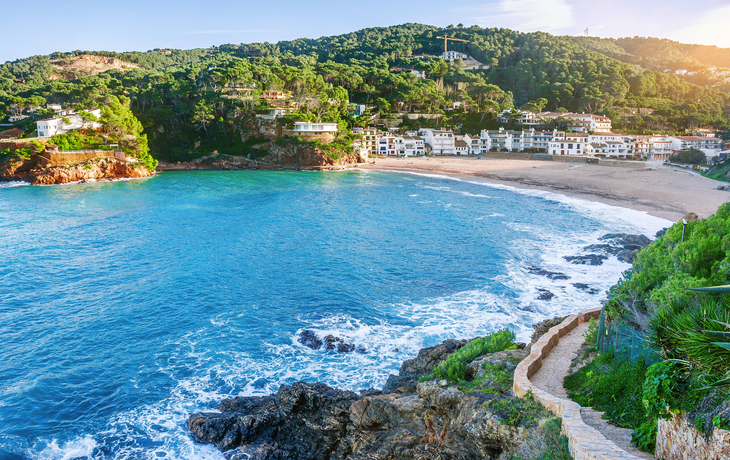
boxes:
[0,170,668,459]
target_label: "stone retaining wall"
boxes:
[656,412,730,460]
[36,150,118,167]
[513,308,647,460]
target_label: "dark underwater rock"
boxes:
[298,330,322,350]
[563,254,608,265]
[572,283,600,294]
[536,289,555,301]
[527,266,570,280]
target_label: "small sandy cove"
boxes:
[359,156,729,222]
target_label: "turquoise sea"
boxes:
[0,170,668,459]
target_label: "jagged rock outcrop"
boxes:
[382,339,467,394]
[0,157,153,185]
[187,340,530,460]
[157,140,364,172]
[529,316,568,344]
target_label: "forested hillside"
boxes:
[2,24,729,161]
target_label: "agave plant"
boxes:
[681,285,730,388]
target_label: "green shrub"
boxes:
[649,295,730,376]
[432,329,516,382]
[584,317,599,348]
[489,392,550,428]
[564,352,648,429]
[605,203,730,319]
[500,417,572,460]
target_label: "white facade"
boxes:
[394,136,425,156]
[635,136,673,160]
[377,133,397,156]
[669,136,723,158]
[549,132,588,155]
[540,112,612,133]
[292,122,338,133]
[497,110,541,127]
[36,109,103,138]
[421,129,456,155]
[440,51,468,60]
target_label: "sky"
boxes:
[2,0,730,63]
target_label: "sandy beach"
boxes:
[359,156,729,222]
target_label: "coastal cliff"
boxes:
[0,157,153,185]
[158,140,364,172]
[187,323,570,460]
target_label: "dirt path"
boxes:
[530,322,655,460]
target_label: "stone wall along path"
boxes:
[513,308,653,460]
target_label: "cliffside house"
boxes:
[540,112,612,133]
[284,121,338,143]
[36,109,102,138]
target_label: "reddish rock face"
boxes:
[0,158,154,185]
[157,141,364,172]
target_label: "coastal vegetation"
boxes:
[567,203,730,453]
[2,24,729,165]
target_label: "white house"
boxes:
[394,136,425,156]
[531,130,557,152]
[669,136,723,159]
[497,110,542,127]
[420,129,456,155]
[549,132,589,155]
[36,109,103,138]
[540,112,612,133]
[634,135,673,160]
[292,122,338,133]
[440,51,468,60]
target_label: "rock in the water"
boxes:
[527,266,570,280]
[563,254,608,265]
[655,228,668,238]
[598,233,651,248]
[324,335,356,353]
[298,330,322,350]
[575,233,653,264]
[572,283,600,294]
[536,288,554,300]
[383,338,467,394]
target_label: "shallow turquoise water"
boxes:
[0,170,667,459]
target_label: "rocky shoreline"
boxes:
[185,317,588,460]
[0,157,153,185]
[184,232,659,459]
[157,141,365,172]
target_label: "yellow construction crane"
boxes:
[436,36,470,53]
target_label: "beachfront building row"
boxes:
[497,110,613,133]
